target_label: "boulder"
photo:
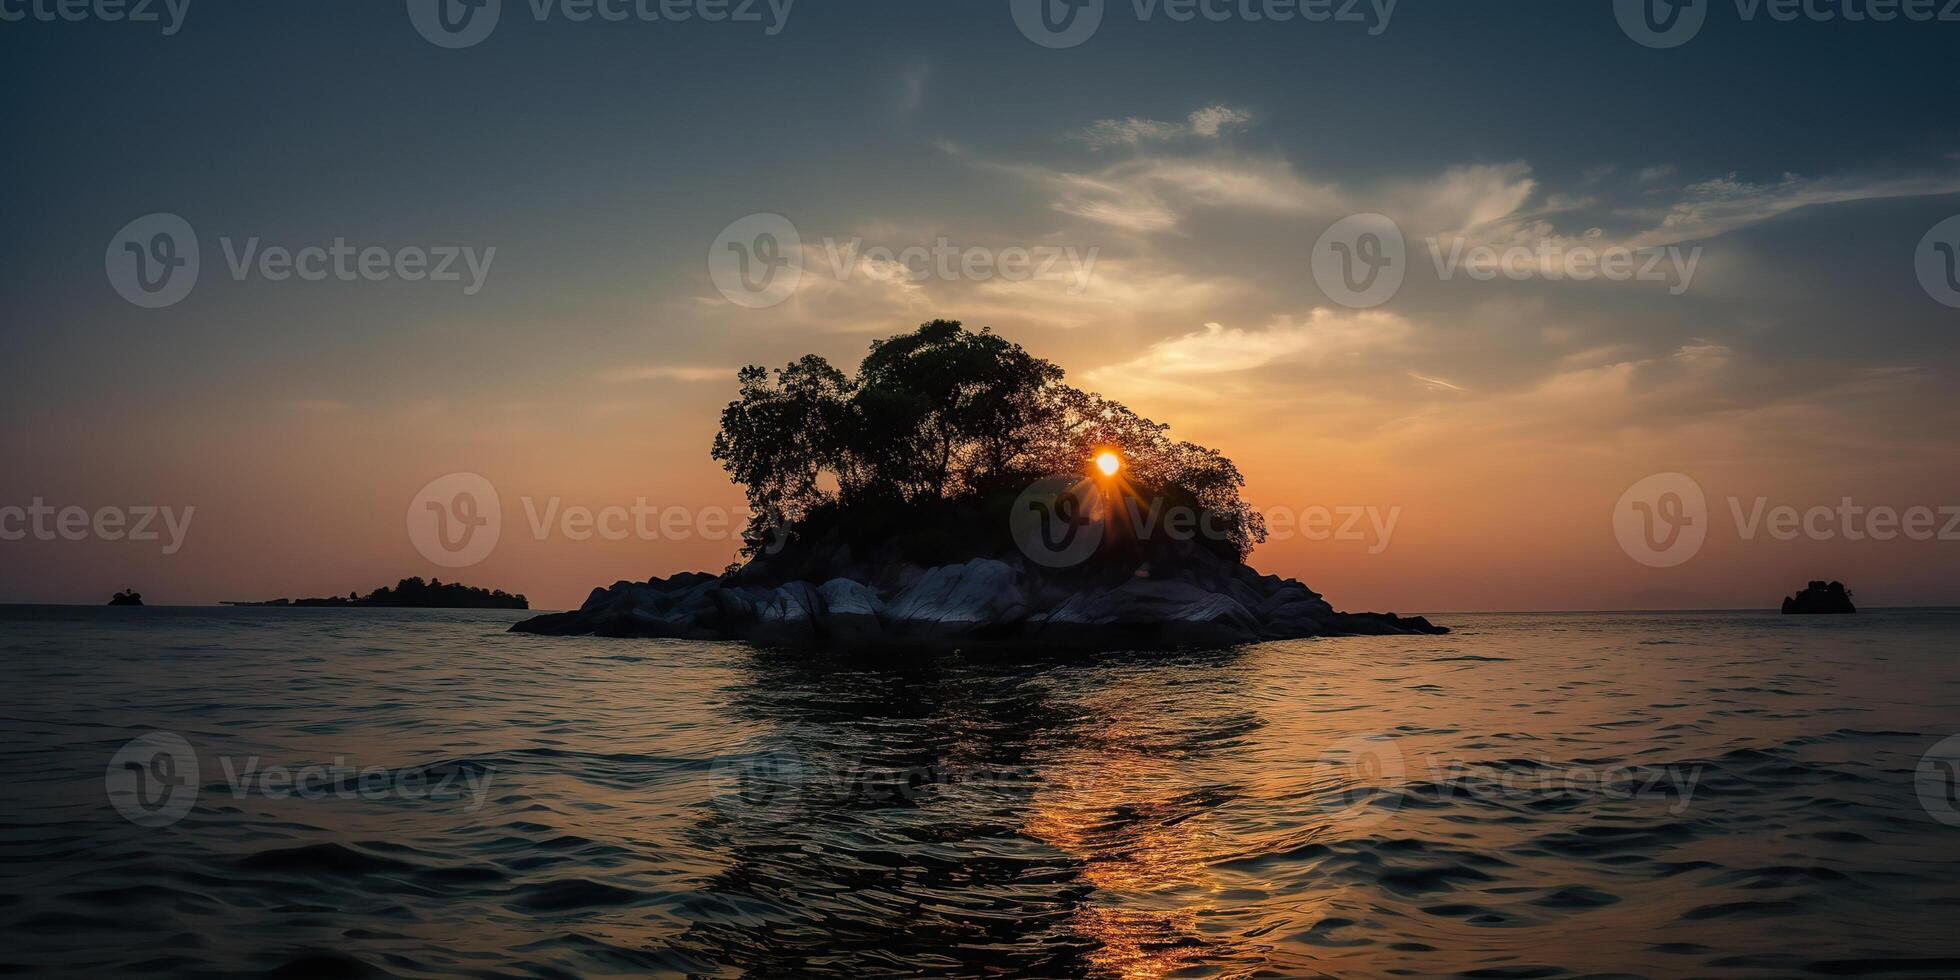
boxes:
[884,559,1031,643]
[817,578,886,645]
[510,553,1447,648]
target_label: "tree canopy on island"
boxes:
[231,577,528,609]
[712,320,1267,561]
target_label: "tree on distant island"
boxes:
[228,577,527,609]
[1783,580,1855,614]
[711,319,1267,564]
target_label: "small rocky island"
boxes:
[107,589,143,606]
[227,577,527,610]
[513,321,1444,649]
[1782,580,1856,615]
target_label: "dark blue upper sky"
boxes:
[2,1,1957,609]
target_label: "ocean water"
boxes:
[2,606,1959,978]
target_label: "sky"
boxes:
[2,1,1957,611]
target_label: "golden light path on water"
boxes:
[3,607,1958,976]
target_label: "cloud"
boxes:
[895,63,928,121]
[1187,104,1252,137]
[1385,162,1539,235]
[703,240,1237,335]
[1046,157,1342,231]
[977,148,1530,236]
[1025,112,1960,256]
[601,365,735,383]
[1410,372,1464,392]
[1070,104,1252,149]
[1627,171,1960,247]
[1088,309,1415,384]
[810,118,1959,448]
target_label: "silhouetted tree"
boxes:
[711,320,1267,560]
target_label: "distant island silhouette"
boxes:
[226,577,527,610]
[1783,580,1856,615]
[514,320,1444,648]
[107,589,143,607]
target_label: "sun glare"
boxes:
[1095,451,1121,477]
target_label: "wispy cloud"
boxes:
[1070,104,1252,149]
[601,365,735,383]
[285,399,349,413]
[1627,171,1960,247]
[1088,310,1414,383]
[895,63,929,121]
[1046,157,1342,231]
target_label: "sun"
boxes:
[1094,451,1121,477]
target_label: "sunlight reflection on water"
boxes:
[3,606,1959,977]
